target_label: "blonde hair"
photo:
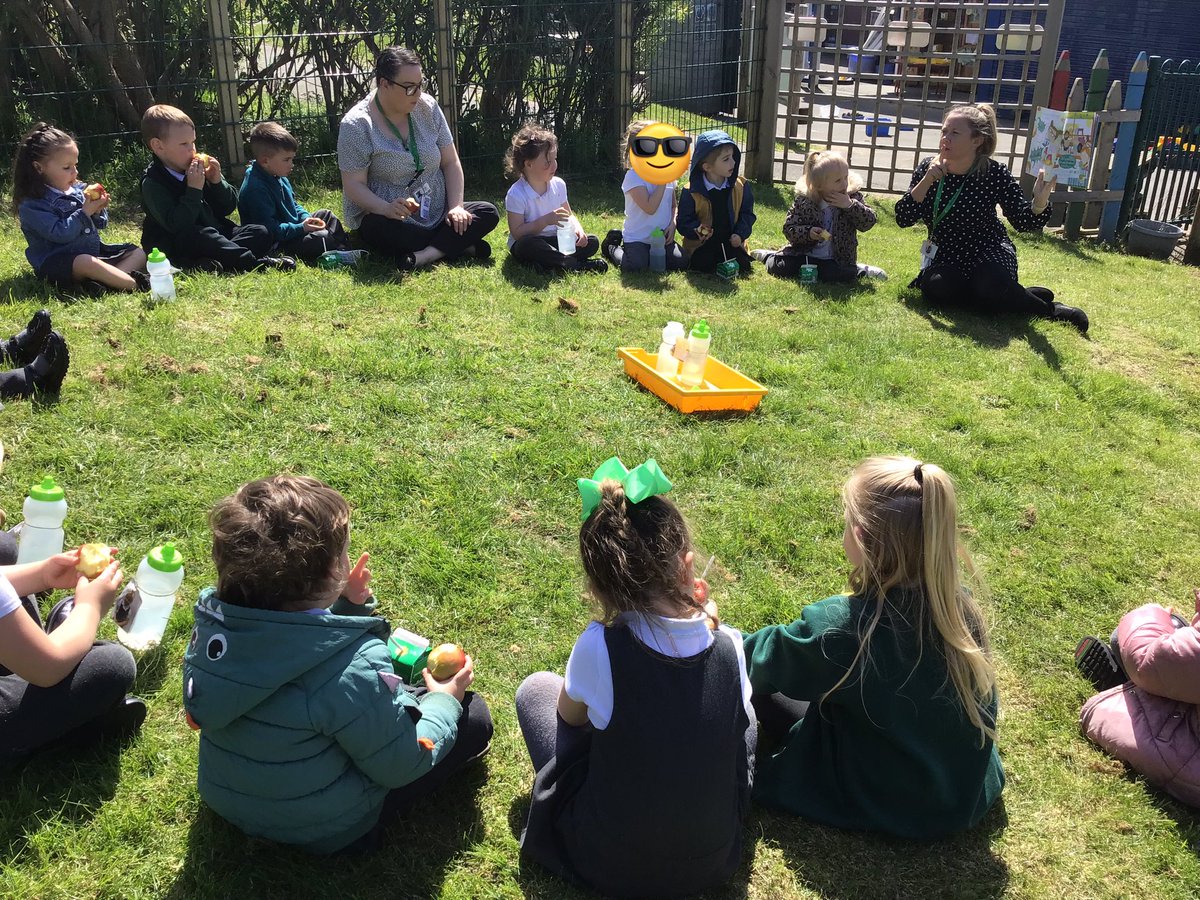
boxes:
[621,119,656,170]
[944,103,998,175]
[799,149,863,202]
[141,104,194,146]
[832,456,997,743]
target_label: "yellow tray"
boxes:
[617,347,768,414]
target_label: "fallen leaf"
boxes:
[244,355,262,365]
[306,423,332,433]
[256,389,268,403]
[187,362,210,374]
[1020,506,1038,530]
[557,296,580,315]
[332,321,349,330]
[783,306,798,314]
[265,333,283,345]
[105,337,122,350]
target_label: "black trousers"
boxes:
[358,201,500,264]
[167,224,273,273]
[277,209,350,263]
[750,692,811,744]
[919,261,1052,317]
[509,234,599,269]
[686,236,752,275]
[765,253,860,283]
[0,366,32,399]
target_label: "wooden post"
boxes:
[748,0,784,184]
[1049,50,1071,110]
[1065,50,1108,240]
[431,0,457,140]
[1116,55,1161,238]
[613,0,634,167]
[206,0,245,172]
[1083,81,1122,230]
[1101,52,1149,243]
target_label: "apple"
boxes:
[76,543,114,578]
[194,153,212,167]
[815,228,832,242]
[404,197,421,213]
[427,643,466,681]
[83,183,105,201]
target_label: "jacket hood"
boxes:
[183,588,389,730]
[689,130,742,190]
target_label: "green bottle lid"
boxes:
[690,319,711,339]
[29,476,64,502]
[147,247,167,264]
[651,227,664,238]
[147,542,184,572]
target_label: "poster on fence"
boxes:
[1027,108,1095,187]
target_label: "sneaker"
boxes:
[131,270,151,292]
[260,256,297,272]
[1,309,52,367]
[601,229,622,265]
[334,249,368,266]
[97,696,148,744]
[749,248,771,263]
[861,265,889,281]
[1074,636,1126,691]
[26,331,69,396]
[45,596,74,633]
[575,258,609,274]
[1051,302,1089,333]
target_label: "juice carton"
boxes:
[387,626,431,684]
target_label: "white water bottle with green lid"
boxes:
[16,476,68,564]
[146,247,176,300]
[118,543,185,650]
[678,320,712,388]
[656,321,686,377]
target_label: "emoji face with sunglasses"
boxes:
[628,123,693,185]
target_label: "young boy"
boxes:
[183,475,492,853]
[238,122,361,265]
[138,105,295,273]
[676,130,756,276]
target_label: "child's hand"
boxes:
[696,224,712,243]
[730,234,743,249]
[41,547,103,592]
[422,654,474,702]
[82,195,107,217]
[186,157,207,190]
[302,216,326,233]
[553,205,571,225]
[74,560,124,617]
[1193,587,1200,615]
[825,192,852,209]
[574,225,587,248]
[344,552,372,604]
[664,224,675,243]
[693,577,709,604]
[203,156,222,183]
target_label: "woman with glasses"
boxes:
[338,47,498,270]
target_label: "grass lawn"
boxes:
[0,178,1198,899]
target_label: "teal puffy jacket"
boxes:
[183,589,462,851]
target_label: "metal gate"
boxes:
[747,0,1065,193]
[1121,57,1200,229]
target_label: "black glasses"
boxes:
[384,76,425,97]
[631,135,692,158]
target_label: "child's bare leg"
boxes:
[115,248,147,274]
[72,255,137,291]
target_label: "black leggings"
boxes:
[764,253,861,283]
[920,261,1052,318]
[358,201,500,263]
[509,234,599,270]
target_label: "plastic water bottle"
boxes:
[16,476,68,564]
[556,216,577,256]
[649,227,667,273]
[118,543,185,650]
[678,320,712,388]
[656,321,686,378]
[146,247,176,301]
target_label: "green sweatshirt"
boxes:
[183,589,463,852]
[139,158,239,250]
[743,592,1004,839]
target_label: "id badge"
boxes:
[412,184,433,223]
[920,239,938,271]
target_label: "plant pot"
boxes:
[1126,218,1183,260]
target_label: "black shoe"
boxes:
[601,229,622,265]
[26,331,69,395]
[470,240,492,261]
[132,270,151,293]
[1074,636,1126,691]
[45,596,74,633]
[97,696,148,744]
[1028,286,1055,303]
[396,252,417,272]
[260,256,297,272]
[575,258,609,274]
[1,309,52,367]
[1051,302,1089,333]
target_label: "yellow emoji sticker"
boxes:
[629,123,692,185]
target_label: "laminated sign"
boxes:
[1027,107,1095,188]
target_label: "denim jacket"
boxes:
[18,184,108,272]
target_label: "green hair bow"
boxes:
[578,456,673,522]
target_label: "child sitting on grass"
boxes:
[676,130,755,276]
[238,122,362,266]
[751,149,888,282]
[600,119,685,272]
[183,475,492,852]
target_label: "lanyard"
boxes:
[374,94,420,172]
[931,176,966,233]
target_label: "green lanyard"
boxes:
[374,94,420,171]
[931,176,966,233]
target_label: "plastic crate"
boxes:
[617,348,768,414]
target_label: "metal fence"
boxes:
[0,0,761,184]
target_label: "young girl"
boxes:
[0,546,145,761]
[12,122,148,293]
[504,125,606,274]
[744,456,1003,839]
[517,457,754,897]
[1077,590,1200,808]
[0,310,69,399]
[183,474,492,852]
[751,149,887,283]
[601,119,685,272]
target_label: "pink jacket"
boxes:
[1080,603,1200,808]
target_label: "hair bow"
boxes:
[577,456,673,522]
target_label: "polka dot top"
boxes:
[894,158,1051,279]
[337,91,455,231]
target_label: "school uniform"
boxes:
[676,130,755,275]
[18,185,139,288]
[504,176,599,269]
[238,161,348,263]
[606,170,684,271]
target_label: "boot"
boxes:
[1,310,52,367]
[26,331,70,395]
[1051,302,1089,334]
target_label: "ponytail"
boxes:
[945,103,998,176]
[10,122,75,215]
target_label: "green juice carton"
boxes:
[387,626,431,684]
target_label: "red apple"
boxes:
[427,643,466,681]
[83,183,105,201]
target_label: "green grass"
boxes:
[1,180,1199,899]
